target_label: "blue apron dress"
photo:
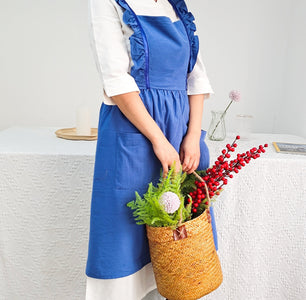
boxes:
[85,0,218,280]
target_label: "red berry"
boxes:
[225,153,231,158]
[187,198,192,203]
[218,156,224,162]
[264,143,268,147]
[204,201,209,205]
[233,143,237,147]
[197,199,202,203]
[222,149,227,154]
[194,203,199,207]
[229,174,233,178]
[192,208,197,213]
[236,135,240,139]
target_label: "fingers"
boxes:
[190,157,200,173]
[162,158,181,178]
[152,138,182,178]
[179,148,184,164]
[174,158,182,174]
[162,163,169,178]
[182,155,190,172]
[182,153,200,174]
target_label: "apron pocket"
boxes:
[92,130,117,190]
[115,131,160,191]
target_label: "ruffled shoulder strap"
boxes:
[114,0,148,88]
[168,0,199,73]
[114,0,199,85]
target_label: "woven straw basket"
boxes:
[146,208,223,300]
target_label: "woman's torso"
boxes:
[89,0,189,104]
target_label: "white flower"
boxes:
[229,90,241,102]
[159,191,181,214]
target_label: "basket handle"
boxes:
[177,170,212,226]
[192,171,211,206]
[174,170,211,238]
[192,171,212,223]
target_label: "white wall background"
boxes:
[0,0,305,137]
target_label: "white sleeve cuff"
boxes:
[187,77,215,96]
[103,74,140,97]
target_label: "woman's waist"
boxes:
[132,69,187,91]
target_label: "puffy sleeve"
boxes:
[187,48,215,99]
[88,0,140,98]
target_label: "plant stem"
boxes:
[210,100,233,138]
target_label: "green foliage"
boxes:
[127,161,192,228]
[180,169,207,201]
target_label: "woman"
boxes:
[85,0,215,299]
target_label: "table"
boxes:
[0,126,96,300]
[205,133,306,300]
[0,127,305,300]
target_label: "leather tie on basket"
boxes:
[173,225,187,240]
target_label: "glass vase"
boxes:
[208,110,226,141]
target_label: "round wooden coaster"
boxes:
[55,127,98,140]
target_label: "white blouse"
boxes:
[88,0,215,105]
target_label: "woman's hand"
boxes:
[179,131,201,174]
[111,92,182,177]
[180,93,207,174]
[151,137,182,178]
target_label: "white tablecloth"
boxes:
[0,126,305,300]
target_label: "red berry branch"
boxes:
[185,135,268,217]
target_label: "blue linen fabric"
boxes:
[85,0,217,279]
